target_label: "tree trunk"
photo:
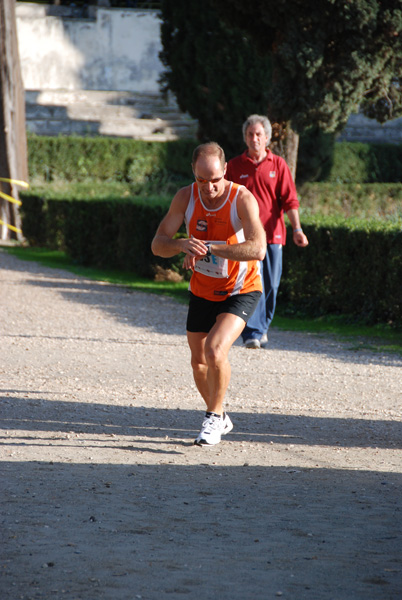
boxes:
[0,0,28,241]
[269,121,299,182]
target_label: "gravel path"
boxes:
[1,249,401,600]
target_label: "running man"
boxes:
[151,142,266,446]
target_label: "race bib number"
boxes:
[194,241,229,278]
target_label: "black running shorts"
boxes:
[186,291,262,333]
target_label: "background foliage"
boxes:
[27,135,194,184]
[20,136,402,328]
[159,0,272,157]
[27,135,402,186]
[19,191,402,327]
[211,0,402,132]
[159,0,402,172]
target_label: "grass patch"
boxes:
[272,312,402,355]
[3,244,401,355]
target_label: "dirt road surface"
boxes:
[1,249,401,600]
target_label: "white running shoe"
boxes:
[194,412,233,446]
[260,333,268,346]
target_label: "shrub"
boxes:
[298,183,402,220]
[27,135,402,186]
[19,190,402,326]
[21,135,402,327]
[280,216,401,326]
[323,142,402,183]
[27,135,195,183]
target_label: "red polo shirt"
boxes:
[226,149,299,245]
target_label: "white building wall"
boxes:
[15,2,402,143]
[16,3,164,93]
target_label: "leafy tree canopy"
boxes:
[211,0,402,132]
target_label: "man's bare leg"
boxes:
[187,331,210,406]
[187,313,245,414]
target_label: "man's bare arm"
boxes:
[208,187,266,262]
[151,187,209,258]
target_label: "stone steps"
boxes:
[25,89,198,141]
[25,89,402,144]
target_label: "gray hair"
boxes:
[242,114,272,146]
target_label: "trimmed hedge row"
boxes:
[27,135,402,184]
[20,193,185,278]
[281,216,401,327]
[298,182,402,220]
[325,142,402,183]
[20,192,402,327]
[27,136,195,183]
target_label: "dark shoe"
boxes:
[243,338,260,349]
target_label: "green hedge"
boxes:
[19,192,185,278]
[21,135,402,327]
[297,138,402,184]
[27,135,195,183]
[20,191,402,327]
[27,135,402,184]
[325,142,402,183]
[281,216,401,327]
[298,183,402,220]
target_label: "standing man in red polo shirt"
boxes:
[226,114,309,349]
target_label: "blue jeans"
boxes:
[241,244,283,342]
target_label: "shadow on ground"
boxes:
[1,396,401,451]
[2,458,401,600]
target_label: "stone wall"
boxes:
[16,3,163,93]
[336,113,402,145]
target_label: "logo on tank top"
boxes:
[196,219,208,232]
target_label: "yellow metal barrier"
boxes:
[0,177,29,234]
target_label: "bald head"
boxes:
[192,142,226,171]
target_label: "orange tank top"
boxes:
[185,182,262,301]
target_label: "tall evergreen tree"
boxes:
[160,0,402,176]
[159,0,272,158]
[212,0,402,168]
[362,55,402,123]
